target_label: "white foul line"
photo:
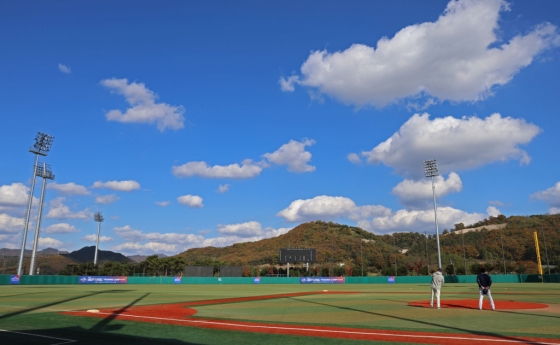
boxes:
[70,311,560,345]
[0,329,76,344]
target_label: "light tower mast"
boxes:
[93,212,104,265]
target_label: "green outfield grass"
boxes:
[0,283,559,344]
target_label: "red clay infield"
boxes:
[408,299,549,310]
[64,291,558,345]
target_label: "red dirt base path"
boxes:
[408,299,548,310]
[64,291,558,345]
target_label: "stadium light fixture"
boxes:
[18,132,54,276]
[29,163,55,275]
[424,159,442,269]
[93,212,104,265]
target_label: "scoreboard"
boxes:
[279,248,316,263]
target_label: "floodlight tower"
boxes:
[17,132,54,276]
[29,163,55,275]
[424,159,442,269]
[93,212,104,265]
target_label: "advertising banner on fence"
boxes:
[78,276,128,284]
[388,276,395,283]
[253,277,261,284]
[299,277,345,284]
[174,277,182,284]
[10,275,20,285]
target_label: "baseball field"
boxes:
[0,283,559,345]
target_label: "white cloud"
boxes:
[47,182,90,195]
[362,113,540,178]
[92,180,140,192]
[101,78,185,131]
[112,242,179,255]
[262,139,316,173]
[357,206,486,234]
[0,183,29,207]
[531,182,560,213]
[113,225,145,242]
[217,221,263,237]
[58,63,71,74]
[0,213,24,234]
[177,195,203,208]
[202,226,291,248]
[95,194,120,205]
[392,172,463,208]
[155,201,170,207]
[0,234,20,249]
[486,206,501,217]
[82,234,113,243]
[277,195,390,223]
[281,0,560,107]
[347,153,362,164]
[43,223,79,234]
[172,160,263,179]
[217,184,230,193]
[36,237,64,249]
[45,197,91,220]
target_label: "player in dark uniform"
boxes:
[476,267,495,310]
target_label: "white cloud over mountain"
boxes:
[44,223,79,234]
[92,180,140,192]
[358,113,540,178]
[392,172,463,208]
[217,221,263,237]
[101,78,185,131]
[82,234,113,243]
[277,195,390,223]
[531,182,560,214]
[280,0,560,107]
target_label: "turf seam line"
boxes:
[0,329,77,344]
[75,312,560,345]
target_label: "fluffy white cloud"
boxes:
[155,201,170,207]
[101,78,185,131]
[43,223,79,234]
[203,226,291,248]
[95,194,120,205]
[177,195,203,208]
[362,113,540,178]
[0,234,20,248]
[347,153,362,164]
[280,0,560,107]
[36,237,64,249]
[82,234,113,243]
[58,63,71,74]
[262,139,316,173]
[217,184,229,193]
[277,195,390,223]
[112,242,179,255]
[357,206,486,234]
[0,213,24,234]
[0,183,29,207]
[531,182,560,213]
[45,198,91,220]
[172,160,263,179]
[217,221,263,237]
[113,225,145,242]
[392,172,463,208]
[486,206,501,217]
[47,182,90,195]
[92,180,140,192]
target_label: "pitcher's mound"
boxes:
[408,299,548,310]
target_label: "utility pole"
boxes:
[541,224,551,275]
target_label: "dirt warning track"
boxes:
[64,291,558,345]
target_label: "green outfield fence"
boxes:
[1,274,558,285]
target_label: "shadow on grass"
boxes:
[90,293,150,332]
[0,326,203,345]
[289,296,551,343]
[0,289,129,321]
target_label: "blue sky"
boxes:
[1,0,560,256]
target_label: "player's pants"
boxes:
[479,288,495,310]
[430,287,440,308]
